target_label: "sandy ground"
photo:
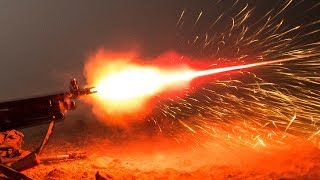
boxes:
[13,118,320,180]
[20,144,320,179]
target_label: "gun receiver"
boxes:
[0,79,96,131]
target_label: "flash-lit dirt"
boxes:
[18,114,320,180]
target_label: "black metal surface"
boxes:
[0,79,96,131]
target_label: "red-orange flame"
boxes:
[84,50,296,126]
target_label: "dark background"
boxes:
[0,0,182,100]
[0,0,318,100]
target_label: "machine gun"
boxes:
[0,79,96,179]
[0,79,97,131]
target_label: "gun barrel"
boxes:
[70,87,97,99]
[0,79,96,131]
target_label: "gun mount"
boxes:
[0,79,96,131]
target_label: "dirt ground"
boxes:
[14,118,320,180]
[21,144,320,179]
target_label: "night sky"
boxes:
[0,0,318,100]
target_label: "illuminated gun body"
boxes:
[0,79,96,131]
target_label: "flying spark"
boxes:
[84,0,320,150]
[85,51,304,124]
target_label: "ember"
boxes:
[84,50,304,126]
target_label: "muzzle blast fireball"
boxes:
[85,51,306,125]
